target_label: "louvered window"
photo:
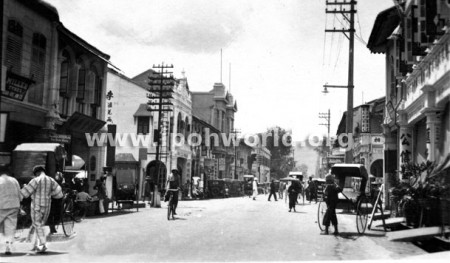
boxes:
[76,66,86,114]
[59,51,70,96]
[28,33,47,105]
[5,20,23,74]
[59,51,70,117]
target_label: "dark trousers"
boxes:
[288,193,297,209]
[323,204,338,226]
[268,191,277,201]
[76,201,90,218]
[47,198,62,232]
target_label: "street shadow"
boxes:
[29,251,68,256]
[87,210,136,219]
[336,231,386,240]
[172,217,187,221]
[1,252,28,257]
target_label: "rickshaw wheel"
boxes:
[356,195,371,234]
[317,201,328,231]
[61,198,75,237]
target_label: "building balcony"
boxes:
[403,28,450,117]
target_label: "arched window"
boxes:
[59,50,71,117]
[177,113,182,134]
[76,64,86,113]
[5,20,23,74]
[185,117,189,138]
[28,33,47,105]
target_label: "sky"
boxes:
[46,0,394,142]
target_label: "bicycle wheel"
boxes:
[317,201,327,231]
[61,198,75,236]
[356,196,371,234]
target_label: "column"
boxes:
[398,124,412,179]
[425,110,440,162]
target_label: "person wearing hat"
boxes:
[20,165,63,253]
[252,177,258,200]
[165,169,181,214]
[0,164,22,255]
[307,176,318,204]
[322,174,341,235]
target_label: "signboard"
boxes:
[322,156,344,165]
[218,158,226,171]
[48,134,71,144]
[371,135,385,145]
[2,72,34,101]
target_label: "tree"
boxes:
[296,164,308,177]
[263,126,293,179]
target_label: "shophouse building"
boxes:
[1,0,110,194]
[335,98,385,181]
[131,69,193,197]
[191,82,237,179]
[368,1,450,199]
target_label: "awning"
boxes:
[61,112,106,134]
[115,153,138,163]
[133,104,152,117]
[367,6,401,54]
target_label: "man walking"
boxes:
[21,165,63,253]
[0,164,22,255]
[267,179,278,201]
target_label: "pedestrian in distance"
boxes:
[287,182,297,212]
[0,164,22,255]
[93,176,107,214]
[322,174,341,235]
[252,177,258,200]
[307,176,318,204]
[279,182,285,199]
[143,176,152,205]
[20,165,63,253]
[75,189,93,220]
[267,179,277,201]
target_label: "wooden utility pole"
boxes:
[147,63,174,208]
[319,109,331,170]
[324,0,355,163]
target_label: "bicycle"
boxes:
[166,188,179,220]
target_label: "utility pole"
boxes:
[324,0,355,164]
[319,109,331,173]
[147,63,174,208]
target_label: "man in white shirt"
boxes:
[0,165,22,255]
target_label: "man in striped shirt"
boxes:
[21,165,63,253]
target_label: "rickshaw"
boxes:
[317,164,372,234]
[12,143,76,237]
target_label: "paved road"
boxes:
[3,194,427,262]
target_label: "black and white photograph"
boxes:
[0,0,450,262]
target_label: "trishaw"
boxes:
[12,143,76,237]
[317,164,372,234]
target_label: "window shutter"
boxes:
[85,71,95,104]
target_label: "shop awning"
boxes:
[61,112,106,134]
[133,104,152,117]
[367,6,401,54]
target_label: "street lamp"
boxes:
[322,84,354,163]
